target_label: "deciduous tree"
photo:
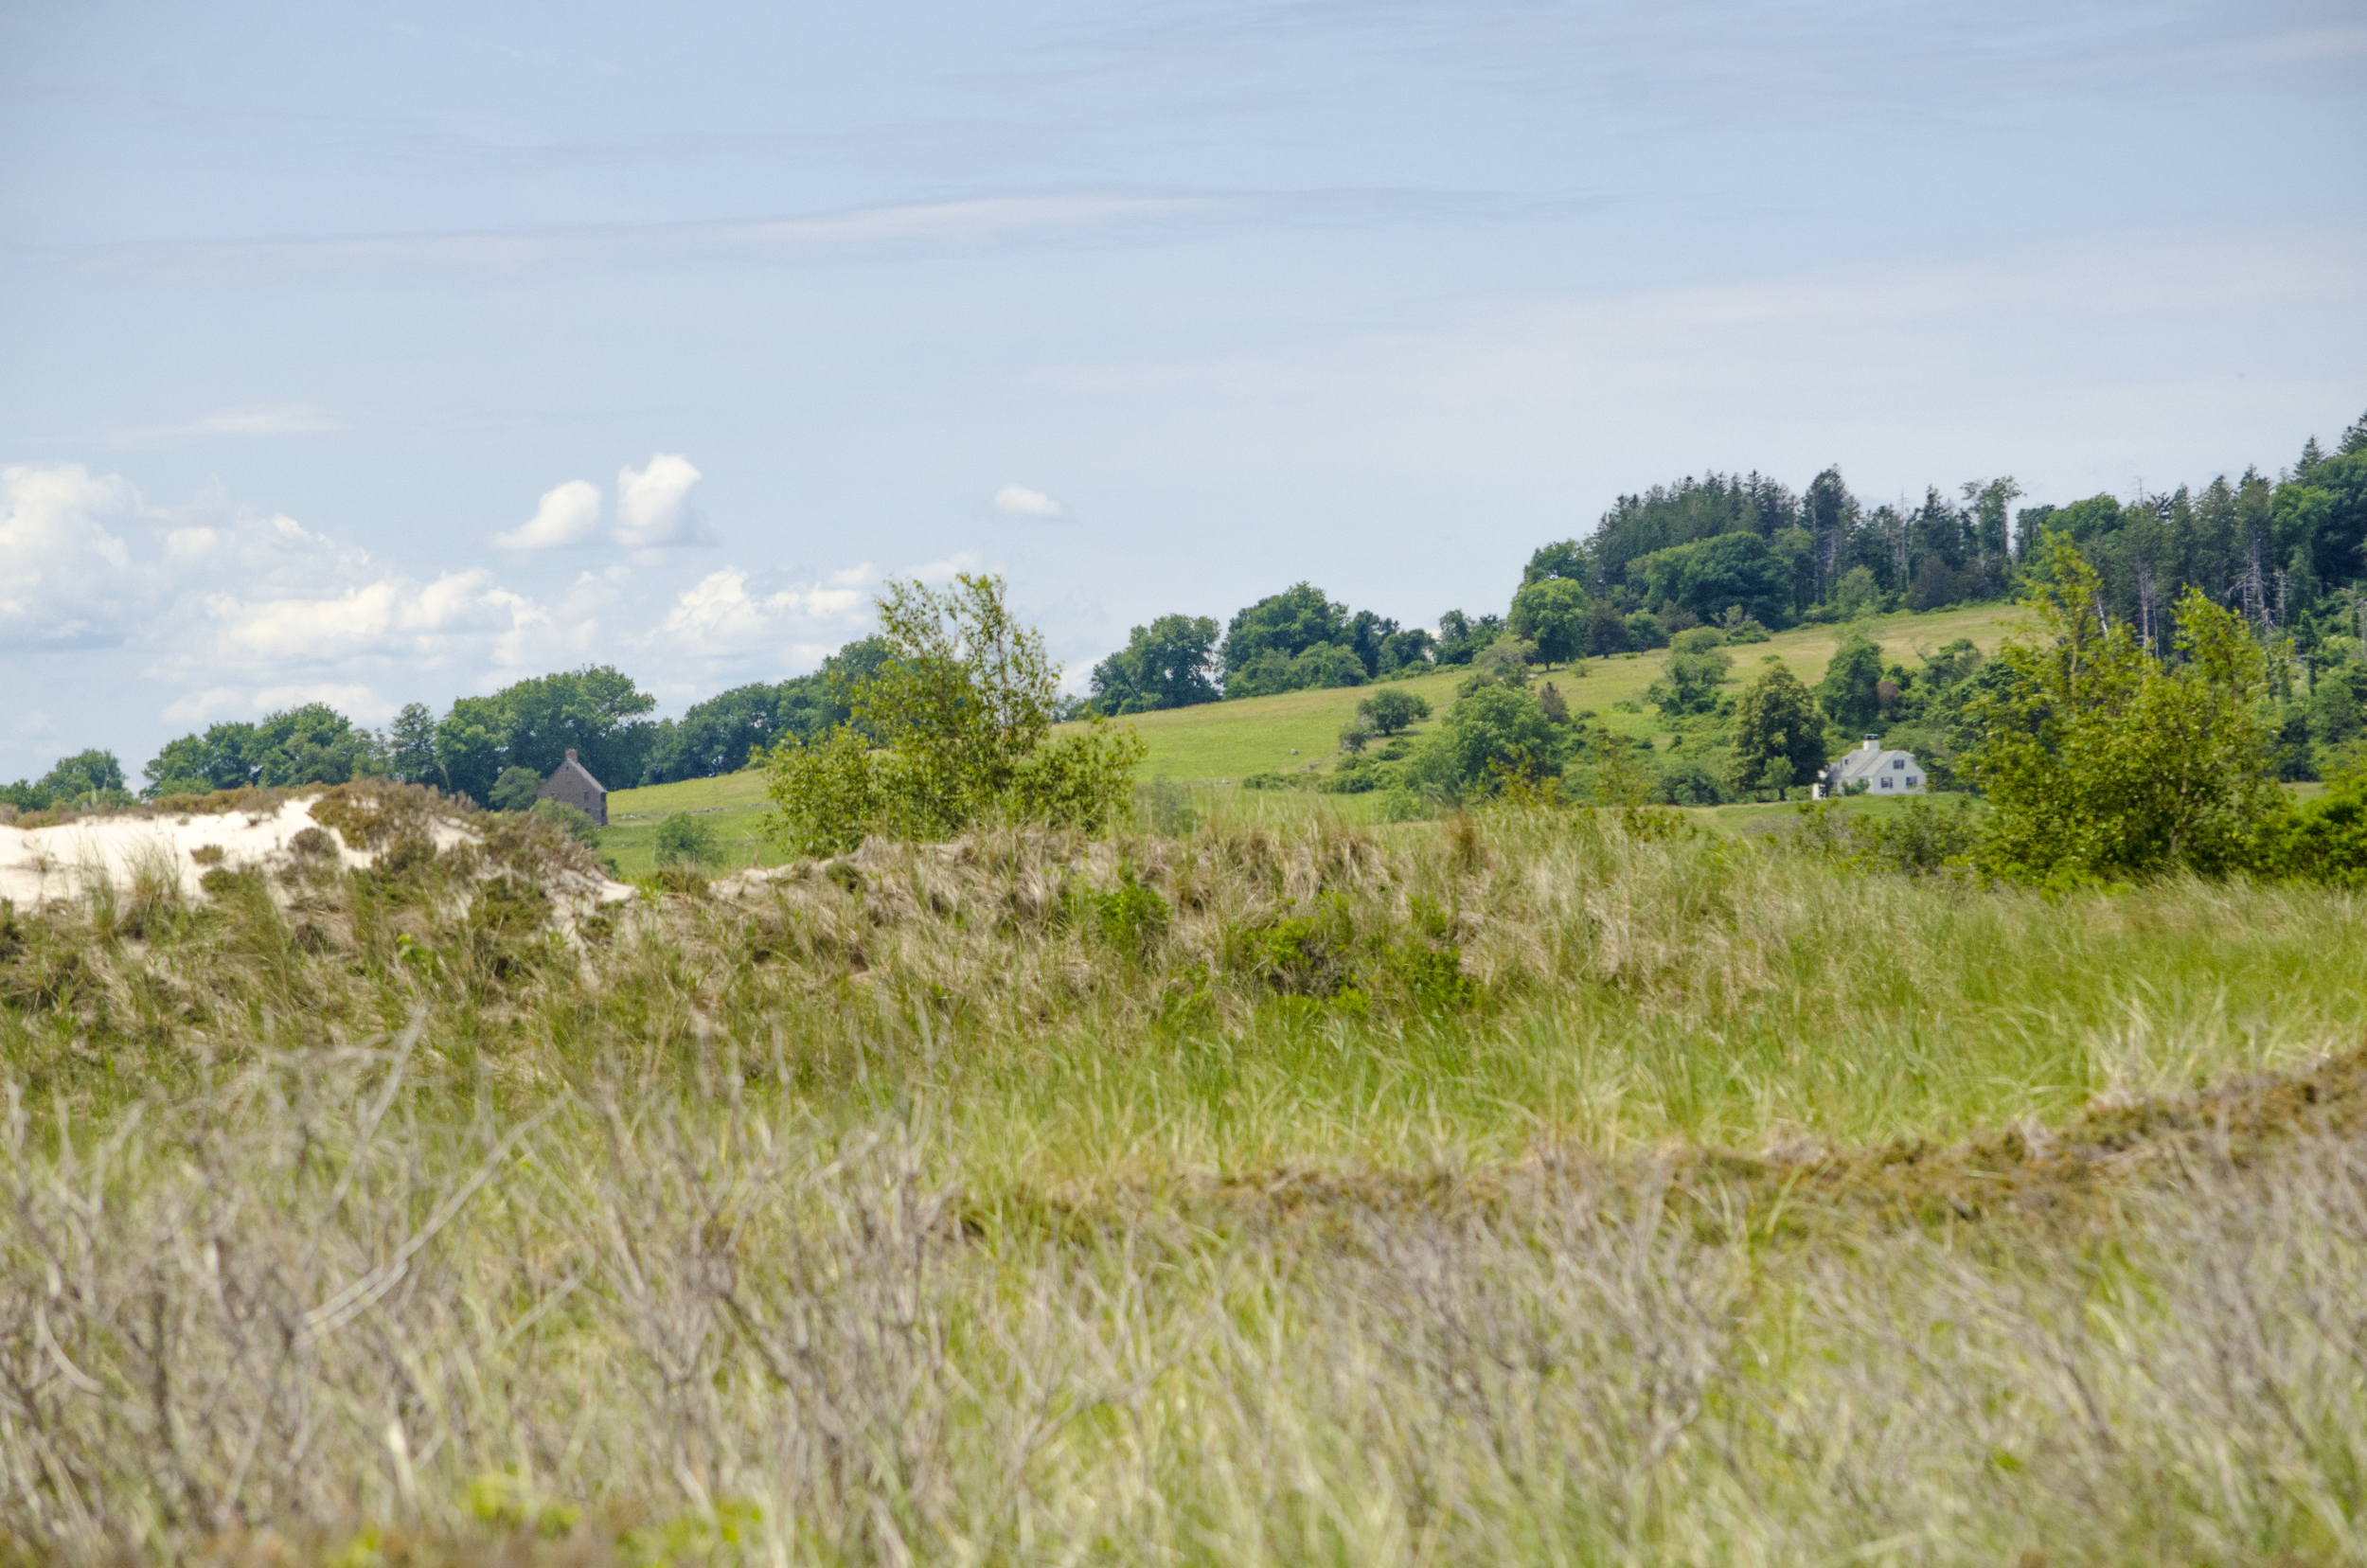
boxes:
[1730,667,1825,801]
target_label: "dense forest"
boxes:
[4,410,2361,815]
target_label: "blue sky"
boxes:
[3,0,2362,780]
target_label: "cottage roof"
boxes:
[1824,746,1920,786]
[545,753,607,793]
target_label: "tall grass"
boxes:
[2,794,2363,1562]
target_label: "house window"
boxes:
[1879,776,1892,789]
[1892,758,1906,770]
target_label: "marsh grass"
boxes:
[2,799,2365,1563]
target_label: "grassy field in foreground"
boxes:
[596,601,2026,873]
[4,805,2367,1562]
[5,799,2364,1563]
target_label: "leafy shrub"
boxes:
[765,574,1146,855]
[1791,796,1982,876]
[1068,869,1171,958]
[1966,536,2282,882]
[1359,688,1432,736]
[2251,765,2367,885]
[1655,753,1735,806]
[530,798,601,846]
[653,812,720,865]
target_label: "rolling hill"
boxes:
[595,600,2026,874]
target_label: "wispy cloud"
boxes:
[37,195,1220,281]
[85,404,338,444]
[991,483,1065,520]
[32,189,1539,283]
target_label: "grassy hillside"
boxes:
[1100,599,2022,786]
[596,601,2024,871]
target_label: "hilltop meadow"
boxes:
[593,601,2021,878]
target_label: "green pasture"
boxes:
[1064,598,2022,786]
[594,602,2027,870]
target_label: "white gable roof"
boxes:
[1824,746,1921,786]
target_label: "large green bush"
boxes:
[1965,536,2283,882]
[764,574,1146,855]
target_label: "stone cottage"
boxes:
[536,749,609,827]
[1815,736,1927,799]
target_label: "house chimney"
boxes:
[1861,736,1877,753]
[565,749,578,761]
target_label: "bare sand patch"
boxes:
[0,796,476,908]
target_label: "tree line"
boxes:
[1089,409,2367,714]
[6,409,2361,817]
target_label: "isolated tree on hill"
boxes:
[764,573,1146,855]
[1358,688,1432,736]
[1649,642,1734,717]
[1406,685,1564,800]
[1730,667,1825,801]
[1509,577,1589,668]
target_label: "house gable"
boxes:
[1818,739,1927,798]
[535,749,610,828]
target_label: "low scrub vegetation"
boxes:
[5,787,2366,1563]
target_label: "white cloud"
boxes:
[991,482,1065,519]
[655,565,876,656]
[0,462,139,649]
[101,405,338,442]
[175,404,335,437]
[494,478,604,549]
[614,453,703,547]
[165,526,221,560]
[205,568,507,664]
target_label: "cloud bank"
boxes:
[0,463,138,650]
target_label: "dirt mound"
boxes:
[1004,1046,2367,1243]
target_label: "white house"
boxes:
[1815,736,1927,799]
